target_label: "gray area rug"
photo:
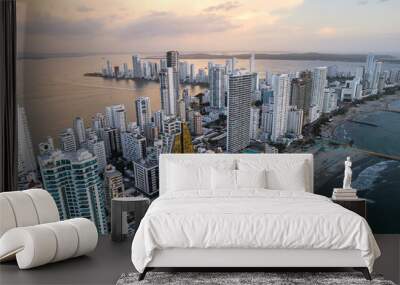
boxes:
[117,272,396,285]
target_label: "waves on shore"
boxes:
[353,160,399,191]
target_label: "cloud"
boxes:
[317,27,337,37]
[203,1,241,12]
[116,11,239,39]
[24,14,104,36]
[357,0,369,5]
[76,5,94,13]
[378,0,390,2]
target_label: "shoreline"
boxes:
[310,91,400,189]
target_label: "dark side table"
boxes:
[332,198,367,219]
[111,197,150,242]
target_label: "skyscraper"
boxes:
[192,112,203,136]
[133,159,159,195]
[271,74,290,142]
[311,67,327,114]
[73,117,86,147]
[104,165,125,210]
[365,54,375,88]
[86,135,107,173]
[59,128,77,152]
[166,51,180,110]
[105,105,127,132]
[209,65,226,109]
[121,132,147,162]
[132,55,142,78]
[159,67,177,116]
[38,149,108,234]
[17,105,37,175]
[250,53,255,73]
[100,128,121,158]
[226,71,252,153]
[250,107,260,140]
[135,97,152,130]
[287,106,304,137]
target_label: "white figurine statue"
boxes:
[343,156,352,189]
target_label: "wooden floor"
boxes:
[0,235,398,285]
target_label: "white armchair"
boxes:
[0,189,98,269]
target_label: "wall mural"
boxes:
[16,0,400,234]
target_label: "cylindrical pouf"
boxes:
[0,196,17,237]
[42,220,79,262]
[0,226,57,269]
[23,189,60,224]
[66,218,98,257]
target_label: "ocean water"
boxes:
[318,107,400,233]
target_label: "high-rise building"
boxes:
[86,135,107,173]
[178,99,186,122]
[133,159,159,195]
[17,105,36,175]
[135,97,152,130]
[73,117,86,147]
[271,74,290,142]
[38,149,108,234]
[209,65,226,109]
[59,128,77,152]
[365,54,375,88]
[92,113,107,131]
[311,67,328,113]
[371,61,383,95]
[323,88,338,113]
[121,132,147,162]
[226,71,252,152]
[159,67,177,116]
[261,104,273,134]
[287,106,304,137]
[104,165,124,210]
[163,117,181,136]
[105,105,127,132]
[153,110,165,134]
[250,107,260,140]
[190,64,196,83]
[132,55,142,78]
[250,53,255,73]
[166,51,180,110]
[192,112,203,136]
[100,128,121,158]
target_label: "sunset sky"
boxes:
[17,0,400,55]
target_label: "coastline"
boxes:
[310,91,400,189]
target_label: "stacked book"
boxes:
[332,188,358,200]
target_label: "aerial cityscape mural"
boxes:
[16,0,400,234]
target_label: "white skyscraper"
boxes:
[311,67,328,113]
[121,132,147,162]
[226,71,252,153]
[73,117,86,147]
[209,65,226,109]
[132,55,142,78]
[105,105,127,132]
[135,97,152,130]
[250,107,260,140]
[250,53,255,73]
[271,74,290,142]
[104,165,125,210]
[59,128,77,152]
[159,67,177,116]
[287,106,304,137]
[153,110,165,134]
[17,105,37,174]
[371,61,383,95]
[133,159,159,195]
[365,54,375,88]
[261,104,273,134]
[86,135,107,173]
